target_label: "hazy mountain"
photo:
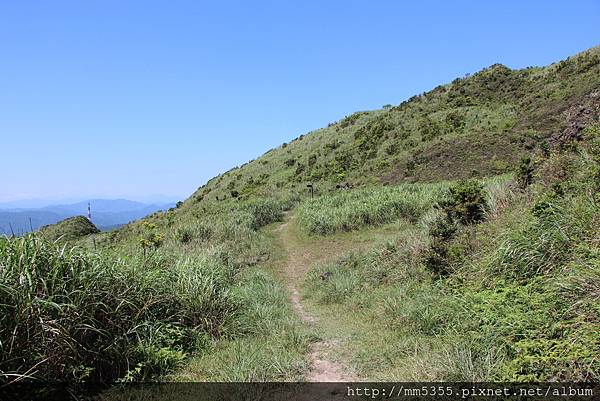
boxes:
[0,199,176,235]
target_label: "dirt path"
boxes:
[274,217,359,382]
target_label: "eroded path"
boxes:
[274,218,355,381]
[273,214,395,382]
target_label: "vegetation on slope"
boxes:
[0,198,311,384]
[184,46,600,204]
[0,236,239,382]
[172,267,311,381]
[304,116,600,381]
[296,182,446,235]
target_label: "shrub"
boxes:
[139,223,163,253]
[445,109,465,131]
[424,180,487,275]
[516,156,534,189]
[440,179,487,225]
[385,143,398,155]
[175,227,193,244]
[418,116,442,141]
[424,215,458,276]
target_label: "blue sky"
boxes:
[1,1,598,203]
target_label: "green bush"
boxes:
[175,227,193,244]
[424,215,458,276]
[139,222,163,253]
[440,179,487,225]
[423,180,487,275]
[517,156,534,189]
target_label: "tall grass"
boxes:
[169,269,311,381]
[296,183,447,235]
[0,236,238,383]
[169,198,283,246]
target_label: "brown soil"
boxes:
[274,217,358,382]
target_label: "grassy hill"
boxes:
[39,215,100,242]
[182,46,600,203]
[1,46,599,389]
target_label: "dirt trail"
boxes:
[274,217,358,382]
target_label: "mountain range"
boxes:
[0,199,176,235]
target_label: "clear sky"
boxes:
[1,1,598,203]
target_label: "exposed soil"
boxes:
[274,217,357,382]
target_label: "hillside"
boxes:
[1,46,599,391]
[89,46,600,383]
[182,46,600,204]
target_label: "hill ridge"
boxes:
[178,46,599,208]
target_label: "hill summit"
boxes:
[186,46,600,204]
[39,216,100,242]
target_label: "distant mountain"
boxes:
[0,198,82,210]
[41,199,154,214]
[0,199,176,235]
[0,195,180,210]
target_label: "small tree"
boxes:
[425,215,458,276]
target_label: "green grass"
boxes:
[0,196,303,384]
[0,237,238,383]
[296,176,512,236]
[296,183,446,235]
[170,268,311,381]
[301,129,600,381]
